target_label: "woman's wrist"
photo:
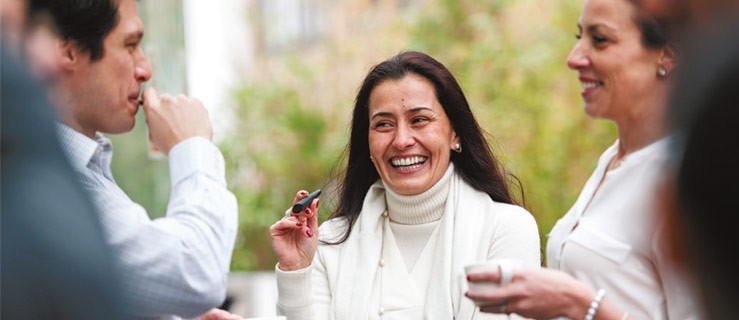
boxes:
[584,289,606,320]
[565,285,598,320]
[278,261,311,271]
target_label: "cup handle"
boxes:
[499,262,514,286]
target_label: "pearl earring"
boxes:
[658,67,667,77]
[454,143,462,153]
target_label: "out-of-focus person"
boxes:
[658,22,739,320]
[2,0,124,318]
[634,0,739,24]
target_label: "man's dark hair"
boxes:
[29,0,120,61]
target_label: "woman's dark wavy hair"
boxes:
[633,4,680,54]
[29,0,119,61]
[326,51,518,244]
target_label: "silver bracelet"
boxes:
[620,311,630,320]
[584,289,606,320]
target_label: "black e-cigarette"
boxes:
[292,189,321,213]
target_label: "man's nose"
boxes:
[134,52,152,82]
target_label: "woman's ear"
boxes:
[450,131,461,152]
[658,46,677,75]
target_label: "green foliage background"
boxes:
[111,0,616,270]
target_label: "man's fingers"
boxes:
[142,86,159,112]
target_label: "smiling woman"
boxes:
[464,0,700,319]
[269,51,541,319]
[368,73,459,195]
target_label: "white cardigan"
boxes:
[276,170,541,319]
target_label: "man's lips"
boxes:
[128,95,143,106]
[127,97,141,115]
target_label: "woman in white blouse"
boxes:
[269,51,541,319]
[465,0,699,319]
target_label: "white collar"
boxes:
[55,123,111,170]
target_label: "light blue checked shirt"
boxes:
[56,124,238,319]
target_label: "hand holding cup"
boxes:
[464,258,524,307]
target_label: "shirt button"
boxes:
[379,307,384,315]
[382,211,388,217]
[379,259,385,267]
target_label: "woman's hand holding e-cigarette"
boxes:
[270,190,320,271]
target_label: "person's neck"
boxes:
[51,85,96,139]
[614,96,671,161]
[59,117,95,139]
[616,120,668,160]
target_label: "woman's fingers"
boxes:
[289,192,320,239]
[467,270,502,283]
[465,288,510,310]
[293,190,309,204]
[270,216,304,236]
[307,198,319,231]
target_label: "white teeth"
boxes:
[581,82,600,90]
[391,156,427,167]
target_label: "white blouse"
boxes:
[546,138,700,320]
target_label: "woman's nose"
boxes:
[392,125,416,150]
[566,41,589,70]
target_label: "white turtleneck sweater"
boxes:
[275,164,541,320]
[383,163,452,272]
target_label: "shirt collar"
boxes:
[55,123,111,170]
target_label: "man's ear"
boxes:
[57,39,82,71]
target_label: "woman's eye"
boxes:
[592,35,608,44]
[411,117,429,124]
[372,121,392,130]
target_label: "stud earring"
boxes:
[454,143,462,153]
[658,67,667,77]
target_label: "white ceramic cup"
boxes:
[464,258,524,306]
